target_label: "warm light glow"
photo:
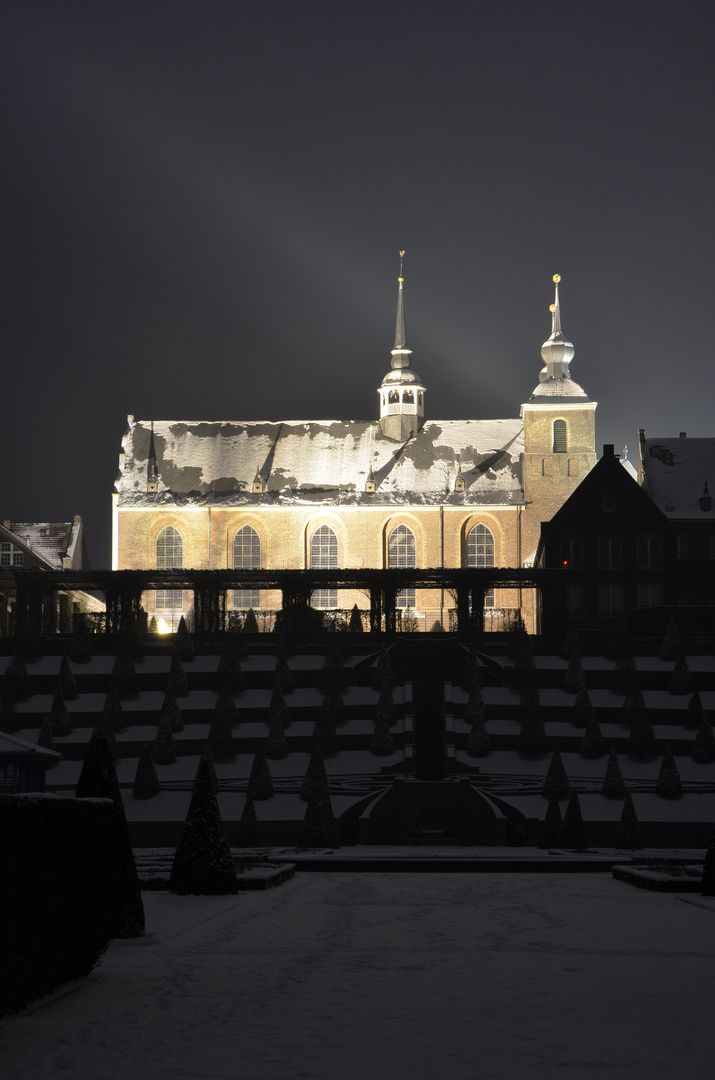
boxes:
[156,617,172,634]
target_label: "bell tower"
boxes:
[521,275,597,556]
[378,253,427,442]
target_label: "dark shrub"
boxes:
[152,716,177,766]
[247,751,274,800]
[692,716,715,763]
[58,655,79,700]
[538,798,563,849]
[615,792,642,849]
[169,756,238,894]
[543,750,570,801]
[132,744,161,799]
[301,746,329,803]
[602,749,627,799]
[49,687,72,737]
[557,793,587,851]
[655,745,683,799]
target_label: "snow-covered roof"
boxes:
[640,437,715,519]
[0,520,82,570]
[0,730,60,761]
[117,417,526,507]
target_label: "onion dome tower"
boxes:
[378,253,426,442]
[520,274,597,558]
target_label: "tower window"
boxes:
[388,390,399,404]
[553,419,567,453]
[402,390,414,404]
[417,392,423,406]
[388,524,416,608]
[155,526,183,610]
[233,525,261,610]
[311,525,338,608]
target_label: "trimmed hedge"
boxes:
[0,794,120,1017]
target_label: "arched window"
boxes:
[311,525,338,608]
[467,524,495,608]
[233,525,261,611]
[388,524,416,609]
[388,389,400,404]
[155,525,183,611]
[553,419,567,453]
[402,390,414,404]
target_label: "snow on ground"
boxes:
[2,871,713,1080]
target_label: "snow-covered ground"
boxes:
[2,871,713,1079]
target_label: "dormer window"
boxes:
[700,482,712,512]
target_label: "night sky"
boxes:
[3,1,714,567]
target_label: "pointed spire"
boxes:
[539,273,575,382]
[394,251,407,350]
[147,422,159,492]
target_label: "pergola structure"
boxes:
[8,567,569,639]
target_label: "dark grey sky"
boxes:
[3,0,714,567]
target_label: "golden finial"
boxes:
[553,273,561,284]
[398,250,405,281]
[549,304,556,312]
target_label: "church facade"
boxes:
[112,273,597,630]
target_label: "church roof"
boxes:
[0,520,85,570]
[639,436,715,519]
[117,417,525,508]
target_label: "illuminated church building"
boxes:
[113,273,597,629]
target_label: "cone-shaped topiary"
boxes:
[692,716,715,763]
[660,617,682,662]
[4,654,30,702]
[323,684,347,728]
[512,641,536,691]
[68,614,92,664]
[322,644,349,691]
[37,717,56,754]
[538,798,563,849]
[247,750,274,800]
[559,627,582,661]
[269,679,290,729]
[49,686,72,737]
[348,604,363,632]
[301,745,329,802]
[557,793,587,851]
[132,744,161,799]
[103,684,125,734]
[615,791,643,849]
[168,650,189,697]
[207,699,236,763]
[372,646,394,690]
[686,690,705,730]
[621,685,647,728]
[543,750,570,801]
[375,683,396,727]
[518,682,545,757]
[580,714,605,759]
[93,710,117,757]
[461,648,481,692]
[169,756,238,894]
[700,827,715,897]
[265,711,288,759]
[655,744,683,798]
[236,793,261,846]
[670,653,693,695]
[466,714,490,757]
[215,684,238,726]
[605,618,633,661]
[243,608,259,634]
[299,791,340,849]
[274,646,294,694]
[111,648,139,700]
[277,617,295,657]
[58,654,79,700]
[370,715,394,756]
[152,715,177,765]
[563,654,586,694]
[627,711,657,760]
[611,655,637,695]
[148,616,158,633]
[161,683,184,733]
[313,704,339,758]
[75,731,145,936]
[217,642,244,694]
[464,680,485,720]
[233,620,250,658]
[601,749,627,799]
[572,686,596,729]
[175,616,195,662]
[17,618,43,663]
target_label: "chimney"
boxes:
[679,432,687,438]
[603,444,615,457]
